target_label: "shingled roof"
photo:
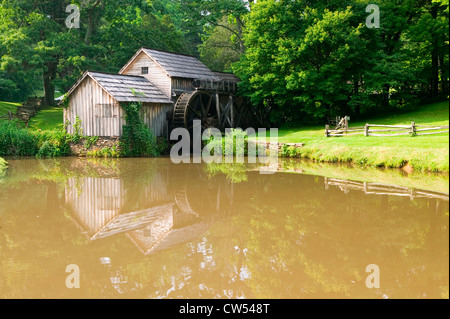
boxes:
[66,71,173,104]
[120,47,220,81]
[213,71,241,83]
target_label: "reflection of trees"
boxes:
[229,172,449,298]
[0,158,448,298]
[205,162,249,183]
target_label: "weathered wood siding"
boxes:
[65,77,124,137]
[120,51,172,98]
[141,103,172,138]
[64,76,172,138]
[171,77,194,92]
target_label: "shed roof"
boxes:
[89,72,173,104]
[65,71,173,104]
[120,47,220,81]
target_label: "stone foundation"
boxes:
[70,137,121,156]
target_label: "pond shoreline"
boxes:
[2,156,448,194]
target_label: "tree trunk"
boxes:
[430,4,439,97]
[431,47,439,97]
[439,53,448,95]
[236,16,245,54]
[43,61,57,107]
[353,74,360,115]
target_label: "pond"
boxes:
[0,157,448,299]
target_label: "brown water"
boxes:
[0,157,448,299]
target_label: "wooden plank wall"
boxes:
[172,78,194,92]
[65,77,171,138]
[66,77,124,137]
[120,51,172,98]
[142,103,172,137]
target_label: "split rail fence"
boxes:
[325,178,449,201]
[325,121,449,137]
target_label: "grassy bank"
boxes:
[27,107,64,131]
[260,101,450,173]
[0,101,20,117]
[0,102,166,158]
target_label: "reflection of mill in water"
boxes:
[64,166,230,255]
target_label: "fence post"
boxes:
[411,121,416,136]
[325,125,329,137]
[364,123,369,136]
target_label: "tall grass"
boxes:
[0,120,38,156]
[0,120,70,158]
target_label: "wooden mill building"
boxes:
[63,47,244,138]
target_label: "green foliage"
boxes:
[86,146,120,158]
[205,162,248,183]
[253,101,450,172]
[199,15,243,72]
[155,137,170,154]
[70,116,83,144]
[234,0,449,123]
[206,128,254,156]
[0,157,7,177]
[83,136,99,150]
[34,130,71,158]
[0,117,72,158]
[0,120,38,156]
[60,93,70,109]
[120,102,160,157]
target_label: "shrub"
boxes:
[120,102,160,157]
[35,130,71,158]
[205,128,253,156]
[86,146,120,158]
[0,120,38,156]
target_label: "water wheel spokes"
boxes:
[173,91,218,131]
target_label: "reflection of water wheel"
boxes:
[173,91,218,131]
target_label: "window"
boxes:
[141,67,149,75]
[95,104,117,118]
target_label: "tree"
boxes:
[234,0,449,124]
[199,15,242,71]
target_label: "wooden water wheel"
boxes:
[172,91,218,131]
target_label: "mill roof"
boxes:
[65,71,173,104]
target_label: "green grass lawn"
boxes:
[254,101,450,172]
[27,107,64,131]
[0,101,20,117]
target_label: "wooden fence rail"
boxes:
[324,177,449,201]
[325,121,449,137]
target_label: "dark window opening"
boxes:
[141,67,149,75]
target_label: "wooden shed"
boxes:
[63,71,173,137]
[64,47,251,138]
